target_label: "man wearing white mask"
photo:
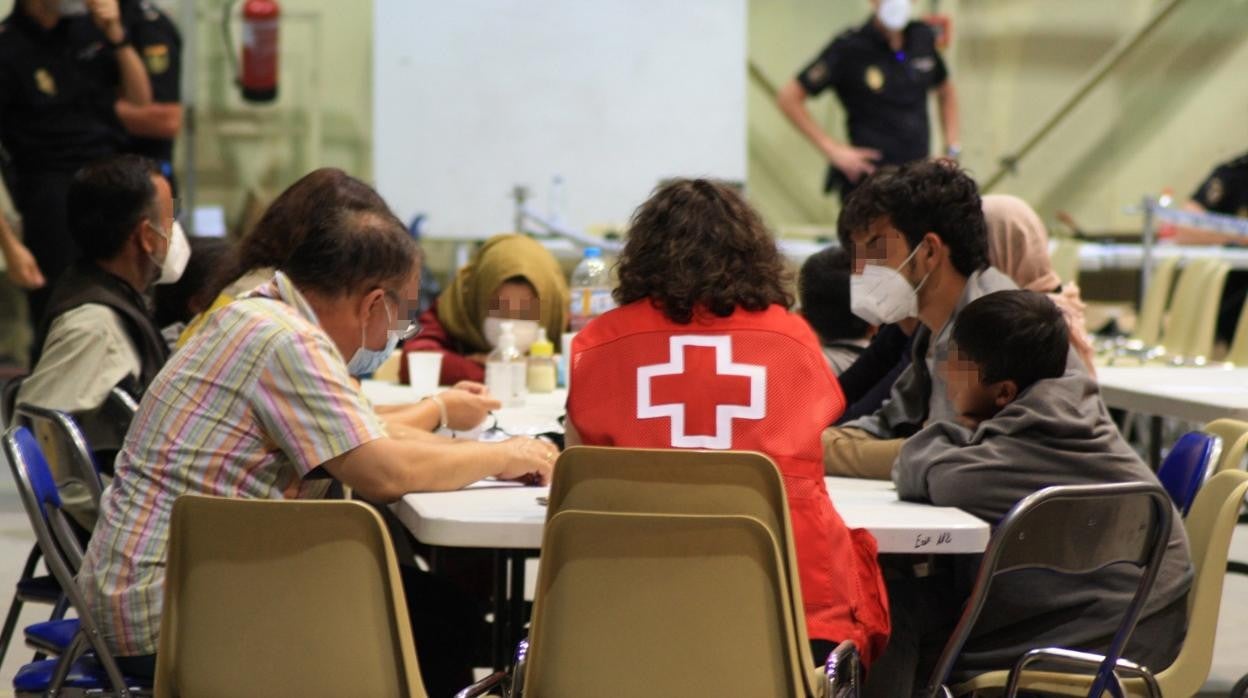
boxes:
[18,155,183,437]
[777,0,959,201]
[822,159,1015,479]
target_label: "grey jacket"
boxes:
[893,361,1193,673]
[846,267,1017,439]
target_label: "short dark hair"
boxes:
[615,178,792,324]
[280,208,420,298]
[800,247,869,342]
[838,159,989,277]
[67,155,162,261]
[953,290,1069,392]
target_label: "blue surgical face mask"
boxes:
[347,298,402,377]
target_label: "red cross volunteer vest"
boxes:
[568,300,890,663]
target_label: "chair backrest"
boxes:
[1204,418,1248,473]
[547,446,822,688]
[525,510,807,697]
[1156,432,1221,516]
[1049,238,1081,290]
[1160,258,1214,356]
[925,482,1173,697]
[2,426,128,690]
[154,495,426,698]
[13,403,103,503]
[1149,470,1248,695]
[1225,297,1248,367]
[1133,255,1178,346]
[1185,260,1231,361]
[75,385,140,458]
[0,375,25,428]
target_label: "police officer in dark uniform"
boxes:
[777,0,959,201]
[1174,151,1248,343]
[0,0,152,322]
[117,0,181,191]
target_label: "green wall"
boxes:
[748,0,1248,235]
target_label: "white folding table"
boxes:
[1096,366,1248,465]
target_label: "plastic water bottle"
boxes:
[485,322,527,407]
[569,247,614,331]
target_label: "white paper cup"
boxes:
[406,352,443,397]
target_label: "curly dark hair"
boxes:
[614,179,792,324]
[837,159,989,277]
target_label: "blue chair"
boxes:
[3,426,143,696]
[1157,431,1221,516]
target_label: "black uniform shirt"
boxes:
[797,19,948,178]
[0,8,123,174]
[1192,152,1248,219]
[123,0,181,170]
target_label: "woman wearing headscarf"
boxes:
[400,234,570,386]
[983,194,1097,376]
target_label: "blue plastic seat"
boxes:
[14,654,111,692]
[24,618,77,655]
[1157,431,1221,516]
[4,426,138,696]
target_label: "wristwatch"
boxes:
[106,32,132,51]
[945,144,962,159]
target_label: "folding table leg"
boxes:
[1149,416,1162,470]
[508,551,528,659]
[491,550,508,671]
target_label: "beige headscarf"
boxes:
[436,234,570,353]
[984,194,1062,293]
[983,194,1097,377]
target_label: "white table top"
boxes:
[391,475,990,555]
[1096,366,1248,423]
[361,380,567,436]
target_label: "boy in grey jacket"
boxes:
[879,290,1191,695]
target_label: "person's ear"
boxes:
[994,380,1019,407]
[133,218,155,256]
[357,288,386,322]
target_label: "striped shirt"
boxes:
[77,271,386,656]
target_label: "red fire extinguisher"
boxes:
[224,0,280,103]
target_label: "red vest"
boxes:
[568,301,890,663]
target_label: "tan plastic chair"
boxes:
[372,349,404,383]
[154,495,426,698]
[1049,238,1082,290]
[525,509,811,697]
[1204,419,1248,473]
[1133,256,1179,347]
[1178,260,1230,363]
[950,471,1248,697]
[1225,299,1248,367]
[545,446,836,695]
[1157,258,1217,359]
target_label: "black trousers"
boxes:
[113,565,480,698]
[14,171,79,326]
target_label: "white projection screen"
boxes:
[373,0,746,238]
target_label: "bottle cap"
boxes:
[529,327,554,357]
[583,247,602,258]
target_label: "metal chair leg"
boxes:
[0,544,43,665]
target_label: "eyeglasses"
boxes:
[382,292,422,341]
